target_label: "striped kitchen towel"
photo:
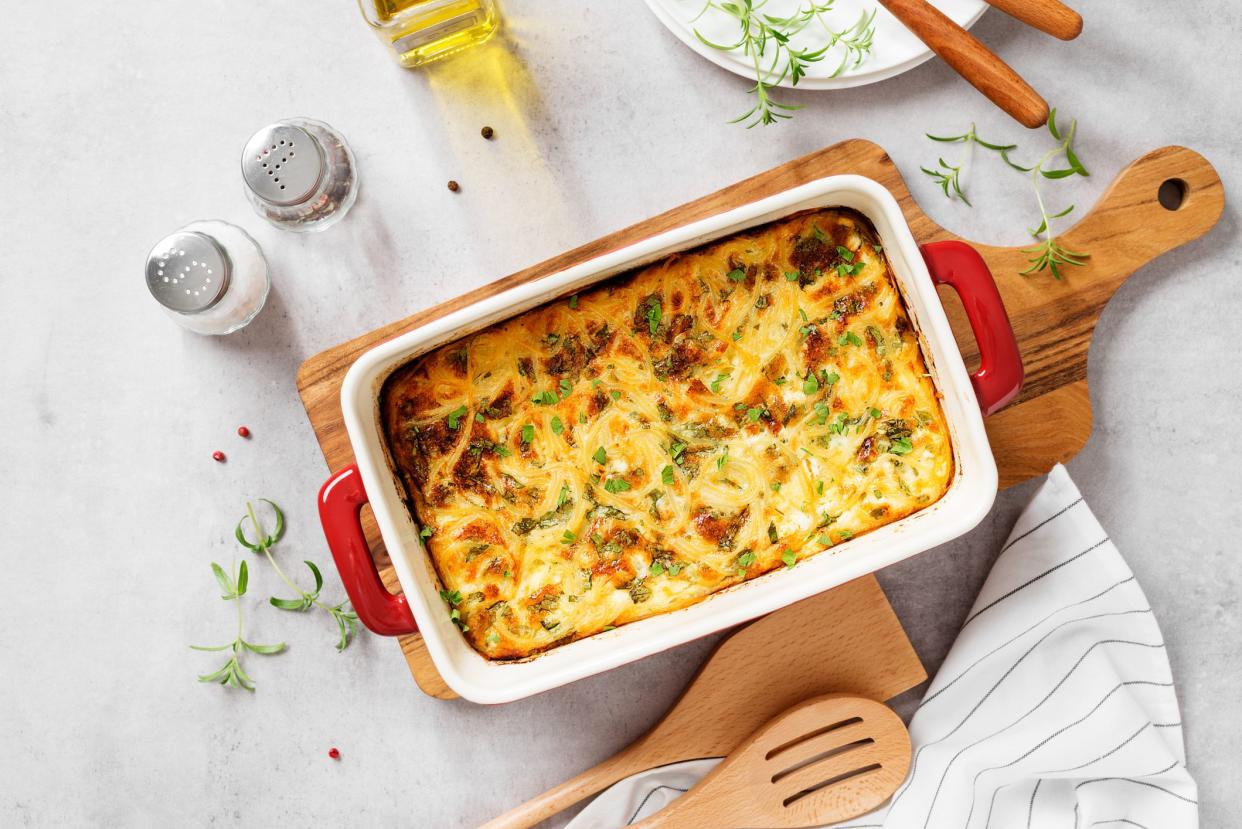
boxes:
[566,464,1197,828]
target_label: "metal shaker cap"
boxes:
[241,123,325,206]
[145,231,231,313]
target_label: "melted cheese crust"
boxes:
[382,209,952,660]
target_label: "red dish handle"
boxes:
[920,240,1024,416]
[318,464,419,636]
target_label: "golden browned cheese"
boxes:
[381,208,953,660]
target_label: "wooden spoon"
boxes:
[983,0,1082,41]
[877,0,1049,128]
[631,695,911,828]
[477,576,924,829]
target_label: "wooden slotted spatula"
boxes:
[631,694,911,828]
[478,577,924,829]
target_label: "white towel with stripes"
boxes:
[566,464,1197,828]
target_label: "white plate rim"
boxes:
[642,0,989,90]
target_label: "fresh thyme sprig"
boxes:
[190,559,286,691]
[921,110,1091,279]
[692,0,877,127]
[235,499,360,652]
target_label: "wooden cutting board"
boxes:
[296,139,1223,700]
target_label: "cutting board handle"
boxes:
[1061,145,1224,288]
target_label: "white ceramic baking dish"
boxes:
[319,174,1023,704]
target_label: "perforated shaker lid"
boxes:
[241,123,325,206]
[145,230,231,314]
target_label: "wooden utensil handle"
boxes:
[984,0,1082,40]
[478,749,644,829]
[878,0,1048,128]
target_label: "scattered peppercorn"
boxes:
[481,126,494,139]
[328,747,341,760]
[447,180,460,192]
[212,451,226,463]
[237,426,251,439]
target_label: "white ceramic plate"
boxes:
[643,0,988,90]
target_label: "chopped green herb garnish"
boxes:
[550,415,564,435]
[732,330,742,342]
[802,373,819,395]
[836,245,855,262]
[837,529,854,541]
[592,446,606,464]
[561,530,576,544]
[474,412,485,423]
[785,270,800,282]
[558,378,573,399]
[604,476,632,494]
[568,294,579,309]
[556,483,570,508]
[419,526,434,539]
[781,549,796,569]
[671,441,687,459]
[646,297,663,335]
[717,446,729,469]
[817,534,832,546]
[532,391,558,405]
[610,389,621,400]
[727,268,747,282]
[746,406,764,423]
[446,405,468,430]
[838,331,864,347]
[710,372,730,394]
[890,436,913,455]
[771,482,782,492]
[520,424,535,443]
[661,465,675,485]
[768,522,779,544]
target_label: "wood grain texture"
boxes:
[479,576,925,829]
[983,0,1083,40]
[630,695,910,829]
[877,0,1049,127]
[296,139,1224,699]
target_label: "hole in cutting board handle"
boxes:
[1158,178,1188,211]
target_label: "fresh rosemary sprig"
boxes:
[921,110,1091,279]
[921,158,970,206]
[1020,109,1090,280]
[235,499,360,652]
[927,123,1029,174]
[692,0,877,127]
[191,559,286,691]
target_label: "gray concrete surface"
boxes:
[1,1,1238,826]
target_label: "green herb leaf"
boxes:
[593,446,606,464]
[727,268,747,282]
[782,549,797,569]
[603,477,632,494]
[662,465,675,485]
[446,405,468,430]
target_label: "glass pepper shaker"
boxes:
[144,220,269,335]
[241,118,358,233]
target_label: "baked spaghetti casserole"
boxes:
[381,208,953,659]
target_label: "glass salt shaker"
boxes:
[145,220,269,335]
[241,118,358,232]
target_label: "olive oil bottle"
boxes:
[358,0,499,69]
